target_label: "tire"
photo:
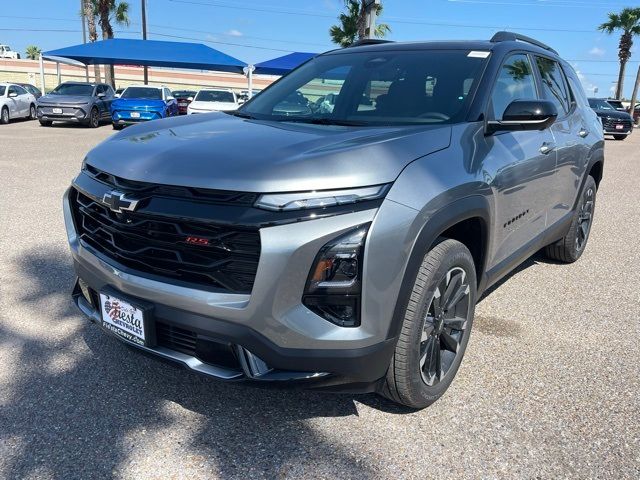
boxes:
[544,175,597,263]
[88,107,99,128]
[112,123,123,130]
[39,119,52,127]
[0,106,8,124]
[613,134,627,140]
[381,239,477,409]
[29,104,36,120]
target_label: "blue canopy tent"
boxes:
[253,52,317,76]
[40,38,248,92]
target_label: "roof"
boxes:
[44,39,247,74]
[254,52,317,75]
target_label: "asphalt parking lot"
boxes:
[1,119,639,479]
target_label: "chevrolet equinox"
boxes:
[65,32,604,409]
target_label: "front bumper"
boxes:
[37,105,89,122]
[112,110,163,125]
[63,188,409,391]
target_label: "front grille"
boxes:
[156,322,241,369]
[84,164,258,205]
[602,117,632,130]
[70,188,261,293]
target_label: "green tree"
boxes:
[96,0,131,87]
[25,45,41,60]
[599,7,640,99]
[330,0,390,48]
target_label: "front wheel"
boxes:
[87,107,99,128]
[381,239,477,409]
[0,107,9,124]
[39,119,52,127]
[112,123,123,130]
[545,175,596,263]
[29,104,36,120]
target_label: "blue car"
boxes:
[110,85,178,130]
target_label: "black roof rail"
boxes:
[490,31,558,55]
[348,38,394,47]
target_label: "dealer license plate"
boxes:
[52,107,62,114]
[100,293,146,345]
[130,111,140,118]
[615,124,624,130]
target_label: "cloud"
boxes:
[225,29,243,37]
[572,64,598,95]
[588,46,605,57]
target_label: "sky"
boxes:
[2,0,640,98]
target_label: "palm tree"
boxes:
[83,0,102,83]
[599,7,640,99]
[96,0,130,87]
[330,0,390,48]
[25,45,41,61]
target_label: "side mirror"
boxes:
[8,92,17,98]
[97,92,106,98]
[114,93,120,98]
[187,97,193,102]
[486,100,558,134]
[167,96,175,101]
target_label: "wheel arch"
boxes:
[385,195,492,340]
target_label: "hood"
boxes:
[85,112,452,193]
[112,98,166,110]
[38,94,92,105]
[593,109,632,120]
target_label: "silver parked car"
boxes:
[0,83,37,124]
[37,82,114,128]
[65,32,603,409]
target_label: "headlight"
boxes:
[302,224,369,327]
[255,185,389,211]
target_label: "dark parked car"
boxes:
[173,90,197,115]
[17,83,42,99]
[588,97,633,140]
[37,82,114,127]
[65,32,603,409]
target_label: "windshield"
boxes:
[240,49,488,125]
[195,90,235,102]
[588,99,614,110]
[51,84,94,96]
[173,90,196,99]
[121,87,162,100]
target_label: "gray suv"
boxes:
[64,32,603,409]
[37,82,114,127]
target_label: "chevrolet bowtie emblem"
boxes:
[102,191,140,213]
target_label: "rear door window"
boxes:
[490,54,538,119]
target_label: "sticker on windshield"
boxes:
[468,51,491,58]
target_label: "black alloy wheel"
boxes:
[419,266,471,387]
[575,183,594,253]
[89,108,99,128]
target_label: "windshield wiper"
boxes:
[283,117,369,126]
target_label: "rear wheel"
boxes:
[613,134,627,140]
[382,239,477,409]
[29,104,36,120]
[0,106,8,124]
[545,175,596,263]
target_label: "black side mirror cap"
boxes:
[486,100,558,134]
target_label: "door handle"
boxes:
[539,142,556,155]
[578,128,589,138]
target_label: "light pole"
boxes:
[364,0,380,39]
[142,0,148,84]
[80,0,89,81]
